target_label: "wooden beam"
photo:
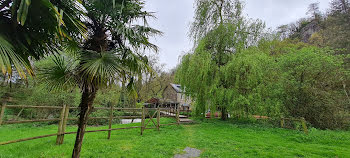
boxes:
[107,105,113,139]
[0,133,58,145]
[301,117,308,135]
[4,118,60,124]
[280,117,284,128]
[160,123,178,126]
[141,107,145,135]
[157,107,160,131]
[56,105,66,145]
[5,105,62,109]
[176,105,180,125]
[0,126,143,146]
[59,105,70,144]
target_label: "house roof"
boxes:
[170,83,183,93]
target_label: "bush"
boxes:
[278,47,349,129]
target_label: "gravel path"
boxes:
[174,147,201,158]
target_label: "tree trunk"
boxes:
[221,107,228,120]
[72,88,97,158]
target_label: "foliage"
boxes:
[190,0,264,46]
[136,71,174,102]
[176,42,281,118]
[177,0,350,129]
[25,84,79,107]
[133,55,174,103]
[0,0,85,78]
[176,42,212,116]
[278,46,349,129]
[220,49,282,118]
[177,39,350,129]
[185,0,265,120]
[93,85,121,107]
[320,0,350,55]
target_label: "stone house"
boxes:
[162,83,191,110]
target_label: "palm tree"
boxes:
[0,0,85,78]
[40,0,161,157]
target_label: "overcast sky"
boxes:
[143,0,331,71]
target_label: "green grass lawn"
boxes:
[0,118,349,158]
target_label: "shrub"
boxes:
[278,47,349,129]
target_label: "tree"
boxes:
[220,49,282,118]
[135,55,174,102]
[307,2,322,21]
[321,0,350,55]
[39,0,161,157]
[178,0,264,120]
[0,0,85,78]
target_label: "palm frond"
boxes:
[0,35,32,78]
[0,0,86,78]
[80,51,123,86]
[38,55,78,91]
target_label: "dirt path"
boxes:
[173,124,202,158]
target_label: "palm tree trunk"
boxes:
[72,88,97,158]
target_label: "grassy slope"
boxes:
[0,118,349,158]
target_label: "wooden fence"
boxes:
[254,115,308,134]
[0,103,190,146]
[280,117,308,134]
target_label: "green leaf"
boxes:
[17,0,31,26]
[0,35,31,78]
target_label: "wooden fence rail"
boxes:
[0,103,184,146]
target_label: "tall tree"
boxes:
[40,0,161,157]
[178,0,264,120]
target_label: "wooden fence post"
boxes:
[280,117,284,128]
[301,117,308,135]
[157,107,160,131]
[56,104,66,145]
[176,105,180,125]
[141,106,145,135]
[187,109,189,118]
[107,105,113,139]
[59,105,69,144]
[0,102,6,126]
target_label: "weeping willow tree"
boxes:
[176,0,264,120]
[219,48,283,118]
